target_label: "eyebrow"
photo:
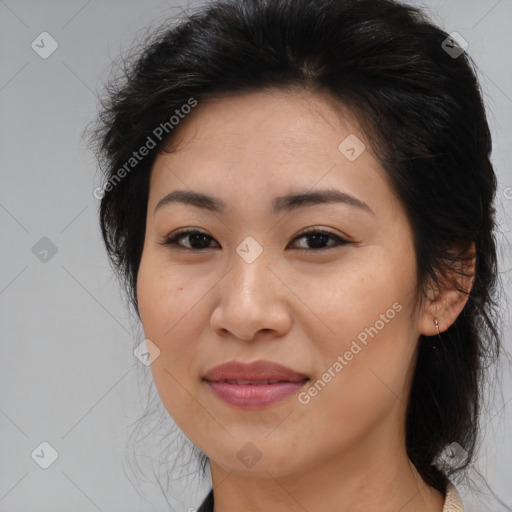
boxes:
[154,188,375,216]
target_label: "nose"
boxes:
[210,244,292,342]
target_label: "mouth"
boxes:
[202,360,310,409]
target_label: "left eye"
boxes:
[290,229,349,250]
[160,228,350,251]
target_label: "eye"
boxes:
[289,228,350,251]
[160,227,351,252]
[160,229,219,251]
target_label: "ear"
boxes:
[417,242,476,336]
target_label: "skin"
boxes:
[136,88,473,512]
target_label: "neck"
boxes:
[209,435,444,512]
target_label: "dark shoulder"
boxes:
[196,489,214,512]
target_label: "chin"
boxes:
[209,441,303,477]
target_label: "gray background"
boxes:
[1,0,511,510]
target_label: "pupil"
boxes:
[191,233,209,248]
[310,233,328,248]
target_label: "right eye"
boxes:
[159,230,220,251]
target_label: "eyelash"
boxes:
[159,228,350,252]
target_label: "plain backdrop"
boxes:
[1,0,511,510]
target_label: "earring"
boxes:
[430,317,441,350]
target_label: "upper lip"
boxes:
[203,360,309,383]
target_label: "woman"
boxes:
[89,0,505,510]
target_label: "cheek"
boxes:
[293,243,418,406]
[137,252,199,340]
[287,292,416,459]
[291,244,416,346]
[136,252,216,432]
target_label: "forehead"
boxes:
[164,88,365,158]
[147,88,401,222]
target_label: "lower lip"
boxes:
[205,380,308,409]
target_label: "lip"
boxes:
[203,360,309,409]
[203,360,309,383]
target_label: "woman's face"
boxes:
[137,88,431,479]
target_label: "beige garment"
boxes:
[443,481,464,512]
